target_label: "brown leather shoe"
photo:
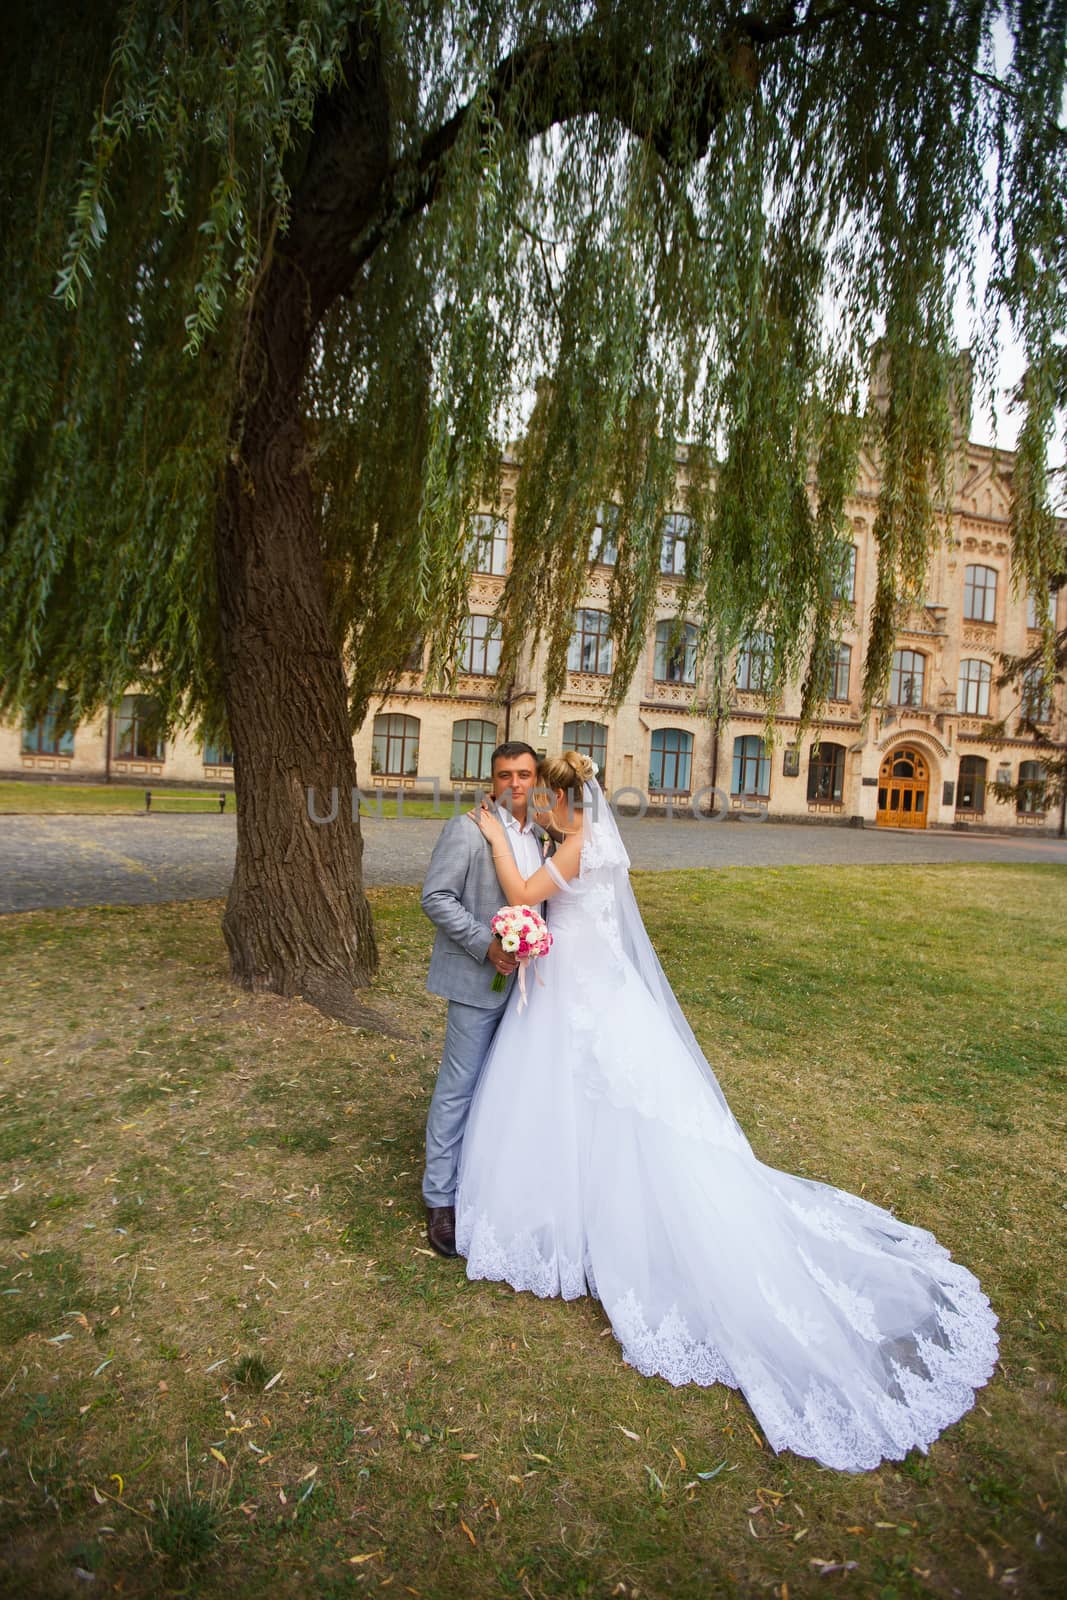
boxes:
[426,1205,458,1258]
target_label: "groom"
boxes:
[420,741,549,1257]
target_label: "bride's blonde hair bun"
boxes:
[541,749,595,794]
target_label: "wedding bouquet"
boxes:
[490,904,552,1010]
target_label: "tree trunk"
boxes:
[215,406,379,1022]
[214,20,392,1023]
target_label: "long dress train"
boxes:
[454,786,998,1472]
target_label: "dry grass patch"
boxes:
[0,865,1063,1599]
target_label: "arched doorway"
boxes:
[877,745,930,829]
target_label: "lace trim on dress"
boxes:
[610,1289,740,1389]
[458,1202,998,1473]
[457,1205,590,1301]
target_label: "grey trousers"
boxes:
[423,999,506,1208]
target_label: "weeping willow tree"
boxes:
[1,1,1065,1017]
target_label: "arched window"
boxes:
[828,642,852,701]
[833,544,857,603]
[562,720,607,776]
[588,505,619,565]
[371,713,419,777]
[22,692,75,756]
[964,564,998,622]
[113,694,164,761]
[1017,760,1047,815]
[649,728,692,791]
[732,735,770,797]
[1026,588,1056,629]
[1021,666,1053,723]
[460,614,501,676]
[957,755,987,814]
[450,719,498,782]
[958,659,992,716]
[807,743,845,803]
[890,649,925,707]
[736,631,774,692]
[468,513,508,575]
[567,608,613,675]
[660,512,690,575]
[653,620,698,684]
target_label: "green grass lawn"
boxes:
[0,780,460,818]
[0,864,1064,1599]
[0,781,234,815]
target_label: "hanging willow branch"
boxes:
[1,0,1065,741]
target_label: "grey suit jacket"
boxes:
[421,809,549,1009]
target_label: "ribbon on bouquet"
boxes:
[516,955,546,1013]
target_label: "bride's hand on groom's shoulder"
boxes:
[469,799,504,843]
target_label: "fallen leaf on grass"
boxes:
[263,1370,284,1391]
[347,1550,385,1565]
[616,1426,640,1441]
[460,1519,477,1546]
[210,1448,228,1467]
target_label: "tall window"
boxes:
[890,649,925,707]
[828,642,851,701]
[660,512,690,575]
[371,713,419,777]
[807,743,845,803]
[1017,760,1046,815]
[1021,666,1053,723]
[22,692,75,756]
[653,620,698,684]
[460,614,502,676]
[736,631,773,692]
[567,608,613,675]
[450,719,498,782]
[588,504,618,565]
[113,695,164,761]
[957,755,987,814]
[403,636,425,671]
[957,659,992,716]
[732,735,770,796]
[649,728,692,791]
[1027,588,1056,629]
[468,513,508,576]
[963,564,997,622]
[203,742,234,766]
[562,720,607,776]
[833,544,857,603]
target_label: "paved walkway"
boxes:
[1,812,1064,914]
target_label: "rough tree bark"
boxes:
[216,20,391,1022]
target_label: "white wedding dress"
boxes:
[455,782,998,1472]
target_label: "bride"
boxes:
[455,750,998,1472]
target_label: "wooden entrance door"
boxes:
[877,745,930,829]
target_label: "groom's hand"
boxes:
[487,936,518,976]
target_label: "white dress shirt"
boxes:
[497,804,543,887]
